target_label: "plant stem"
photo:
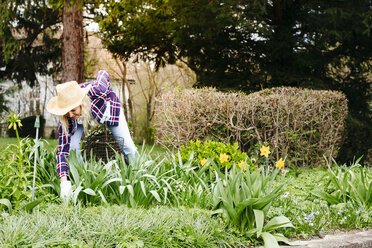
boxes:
[14,127,23,211]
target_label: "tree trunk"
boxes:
[62,0,84,83]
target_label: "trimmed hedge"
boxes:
[154,87,348,167]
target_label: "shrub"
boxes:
[179,140,254,171]
[154,87,348,167]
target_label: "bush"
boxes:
[179,140,254,171]
[154,87,348,167]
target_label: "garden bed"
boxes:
[0,136,371,247]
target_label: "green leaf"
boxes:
[83,188,96,196]
[98,190,108,205]
[264,215,294,232]
[163,187,168,204]
[150,190,161,202]
[127,185,134,197]
[311,190,340,205]
[261,232,280,248]
[119,185,126,195]
[253,209,264,237]
[0,199,12,214]
[73,185,83,204]
[140,181,147,197]
[22,199,43,211]
[102,178,122,188]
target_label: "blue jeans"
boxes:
[70,110,137,162]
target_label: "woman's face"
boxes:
[65,105,82,120]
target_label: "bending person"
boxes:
[46,70,137,200]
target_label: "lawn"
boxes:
[0,137,168,156]
[0,137,58,152]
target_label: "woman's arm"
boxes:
[56,123,71,180]
[87,70,111,98]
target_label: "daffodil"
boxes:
[275,158,285,169]
[260,145,271,158]
[238,160,246,171]
[201,158,208,166]
[220,153,229,163]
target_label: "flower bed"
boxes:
[0,134,371,247]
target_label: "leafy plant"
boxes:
[0,113,43,213]
[312,156,372,210]
[179,140,254,171]
[211,163,293,247]
[165,151,214,208]
[249,209,295,248]
[212,165,285,229]
[68,151,117,205]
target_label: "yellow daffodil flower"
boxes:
[238,160,246,171]
[260,145,271,158]
[220,153,229,163]
[201,158,208,166]
[275,158,285,169]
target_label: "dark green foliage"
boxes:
[7,115,45,138]
[337,116,372,165]
[99,0,371,164]
[0,0,62,86]
[98,0,266,90]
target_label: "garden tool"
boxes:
[31,116,40,202]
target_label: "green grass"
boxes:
[0,137,58,152]
[0,137,169,157]
[0,204,251,247]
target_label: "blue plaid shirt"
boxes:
[56,70,121,178]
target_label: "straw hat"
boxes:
[46,81,92,116]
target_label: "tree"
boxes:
[0,0,62,86]
[99,0,371,162]
[98,0,266,91]
[131,60,195,144]
[61,0,84,83]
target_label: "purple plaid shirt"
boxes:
[56,70,121,178]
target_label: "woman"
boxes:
[46,70,137,200]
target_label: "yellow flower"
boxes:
[260,145,271,158]
[238,160,246,171]
[275,158,285,169]
[201,159,208,166]
[219,153,229,163]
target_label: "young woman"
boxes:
[46,70,137,200]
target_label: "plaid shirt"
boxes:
[56,70,121,178]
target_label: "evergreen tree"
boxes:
[0,0,62,86]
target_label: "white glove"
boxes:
[60,180,72,201]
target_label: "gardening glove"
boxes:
[60,180,72,201]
